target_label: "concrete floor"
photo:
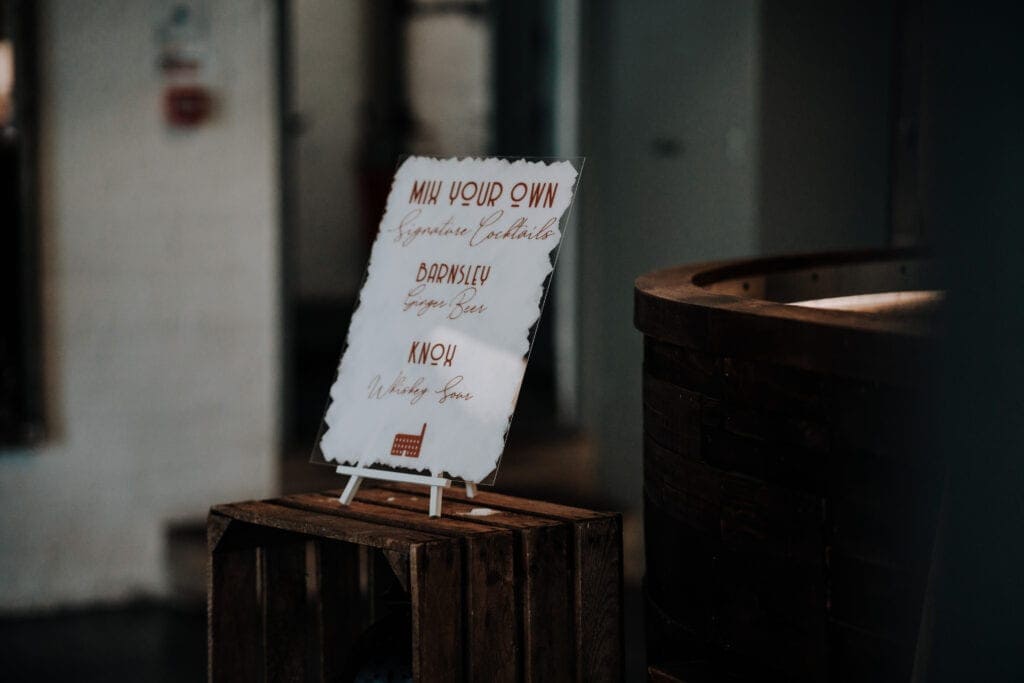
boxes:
[0,602,206,683]
[0,595,645,682]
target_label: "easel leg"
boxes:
[334,465,452,518]
[429,485,443,517]
[338,475,363,505]
[464,481,477,498]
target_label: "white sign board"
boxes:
[318,156,581,483]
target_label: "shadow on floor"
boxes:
[0,586,646,682]
[0,602,206,683]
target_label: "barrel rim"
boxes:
[634,248,936,384]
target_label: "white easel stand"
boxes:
[336,465,477,517]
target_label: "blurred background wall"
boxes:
[0,0,280,609]
[289,0,365,303]
[578,0,893,508]
[0,0,901,614]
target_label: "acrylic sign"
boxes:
[317,156,580,484]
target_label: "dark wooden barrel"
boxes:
[636,248,944,682]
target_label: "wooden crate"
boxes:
[208,484,623,682]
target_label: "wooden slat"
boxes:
[316,540,361,683]
[364,483,581,679]
[354,486,550,682]
[721,402,829,454]
[520,522,574,682]
[410,540,463,681]
[701,425,825,496]
[213,500,443,551]
[720,354,831,422]
[573,515,624,682]
[712,547,826,680]
[642,397,702,459]
[208,514,263,683]
[277,492,499,536]
[643,380,932,518]
[360,485,559,531]
[364,484,614,682]
[380,484,623,682]
[459,532,518,682]
[644,434,828,680]
[262,541,309,682]
[644,586,752,681]
[643,338,723,399]
[281,491,518,682]
[383,481,616,523]
[207,510,232,552]
[717,465,822,561]
[642,495,716,639]
[643,435,722,536]
[707,301,926,389]
[643,391,829,496]
[645,339,922,458]
[644,395,830,495]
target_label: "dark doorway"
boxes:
[0,0,42,448]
